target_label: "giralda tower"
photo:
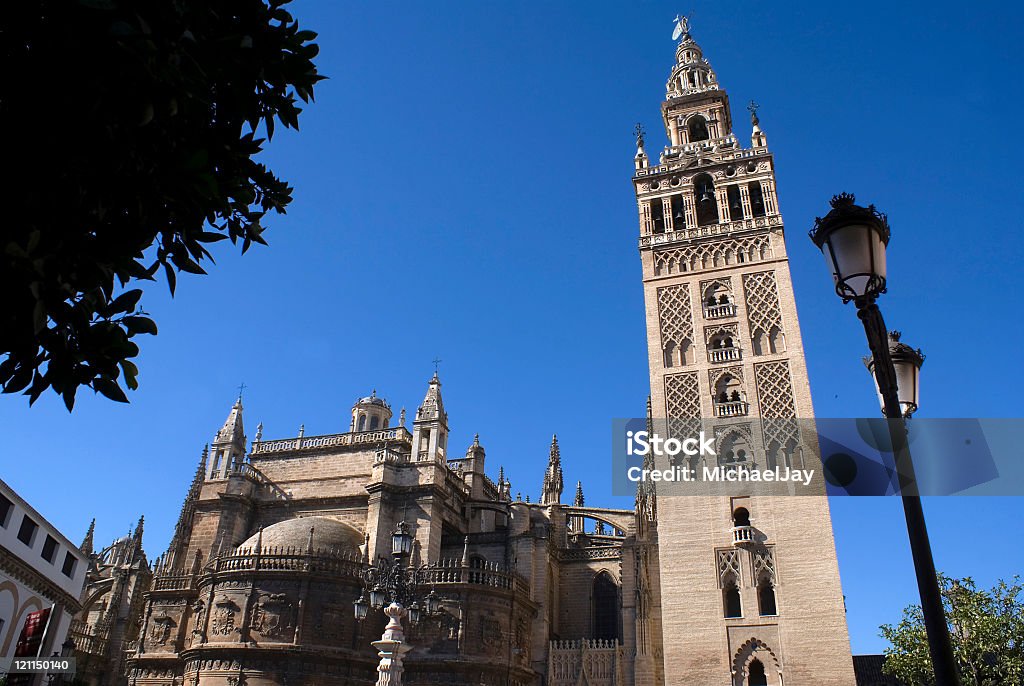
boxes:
[632,19,858,685]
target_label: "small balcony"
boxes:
[732,526,755,546]
[705,303,737,320]
[714,401,748,418]
[709,347,741,363]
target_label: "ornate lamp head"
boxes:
[809,193,891,302]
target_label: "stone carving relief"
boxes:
[250,593,295,641]
[211,595,240,638]
[717,549,741,587]
[148,612,177,647]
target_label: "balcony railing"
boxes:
[424,558,530,596]
[732,526,755,546]
[69,620,108,656]
[705,303,737,319]
[251,426,412,455]
[709,347,741,363]
[714,401,748,418]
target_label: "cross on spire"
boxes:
[432,357,442,374]
[747,100,761,125]
[236,382,247,402]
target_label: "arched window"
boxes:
[357,415,367,432]
[748,659,768,686]
[733,508,751,527]
[726,184,743,221]
[723,579,741,618]
[748,182,766,217]
[664,341,677,368]
[650,199,665,234]
[670,195,686,229]
[758,579,778,616]
[679,338,693,365]
[593,572,619,640]
[693,174,719,226]
[687,115,709,142]
[369,415,380,430]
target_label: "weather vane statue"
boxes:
[671,13,692,41]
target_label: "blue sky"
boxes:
[3,1,1022,655]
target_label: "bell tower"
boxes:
[633,18,857,686]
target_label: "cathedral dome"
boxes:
[239,516,363,553]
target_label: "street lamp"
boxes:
[810,193,961,686]
[865,331,925,418]
[354,522,445,686]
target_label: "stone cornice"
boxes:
[0,543,83,613]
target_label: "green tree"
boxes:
[1,0,324,410]
[881,575,1024,685]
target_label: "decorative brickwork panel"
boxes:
[753,361,795,419]
[653,234,772,276]
[664,371,701,440]
[664,372,700,419]
[717,549,741,587]
[742,271,784,345]
[656,283,694,347]
[752,546,777,583]
[754,361,800,452]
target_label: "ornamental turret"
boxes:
[411,372,449,462]
[209,397,245,480]
[540,434,564,505]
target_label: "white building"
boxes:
[0,478,88,681]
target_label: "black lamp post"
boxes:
[810,193,960,686]
[353,522,443,625]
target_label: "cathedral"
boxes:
[70,20,857,686]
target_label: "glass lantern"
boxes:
[809,193,890,301]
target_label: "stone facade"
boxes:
[633,19,857,686]
[122,380,652,686]
[70,518,152,686]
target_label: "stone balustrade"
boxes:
[709,347,741,363]
[251,427,412,456]
[705,303,737,319]
[714,400,748,418]
[732,525,755,545]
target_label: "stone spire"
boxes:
[634,123,649,171]
[214,397,246,452]
[573,480,585,507]
[133,515,144,543]
[749,99,767,148]
[416,371,447,423]
[540,434,564,505]
[165,445,207,571]
[497,466,512,502]
[81,518,96,555]
[636,399,657,524]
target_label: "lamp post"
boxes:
[809,193,960,686]
[353,522,444,686]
